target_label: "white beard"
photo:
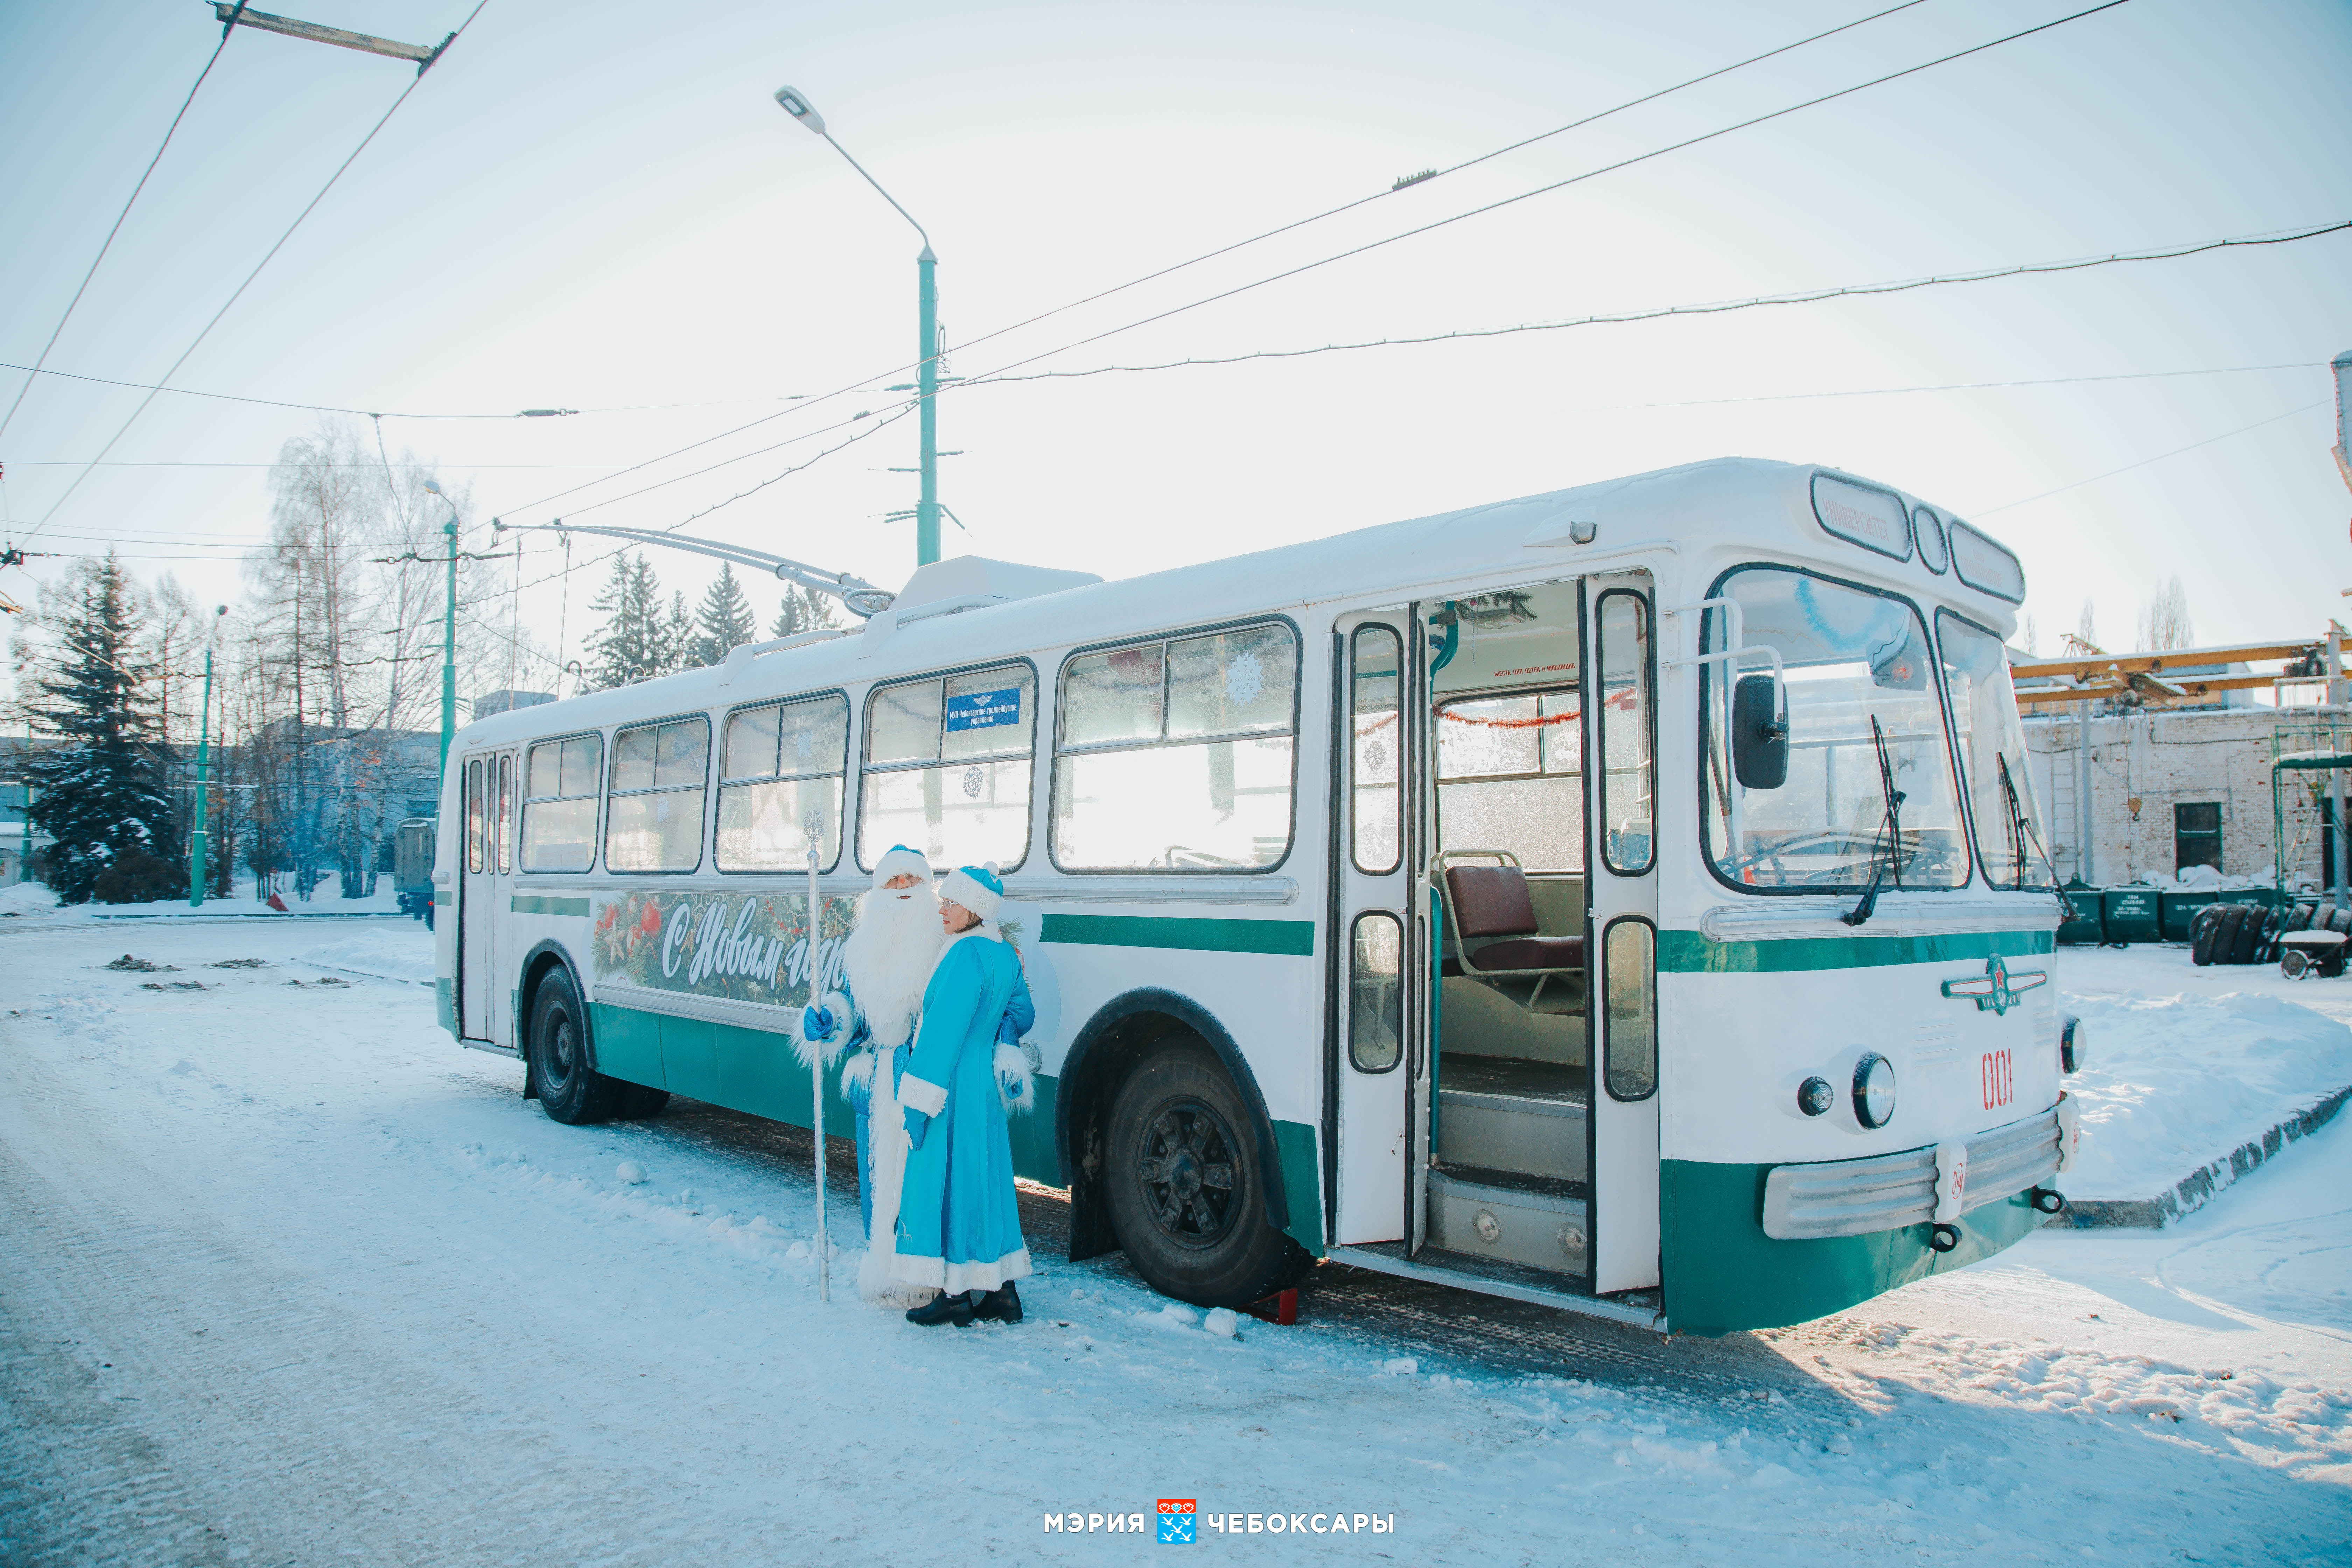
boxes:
[840,884,943,1050]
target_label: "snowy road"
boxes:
[3,917,2348,1566]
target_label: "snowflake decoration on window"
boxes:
[1225,650,1264,707]
[962,766,985,799]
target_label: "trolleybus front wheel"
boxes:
[1103,1038,1308,1310]
[527,970,668,1125]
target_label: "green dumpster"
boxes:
[2160,888,2219,942]
[2101,886,2162,945]
[2211,887,2283,913]
[2057,880,2105,945]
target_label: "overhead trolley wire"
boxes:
[958,0,2141,387]
[18,0,494,545]
[462,0,1944,535]
[0,6,245,445]
[947,221,2348,387]
[0,358,564,421]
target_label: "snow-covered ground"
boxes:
[2053,945,2352,1203]
[2,920,2347,1565]
[0,878,417,920]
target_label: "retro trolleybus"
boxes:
[433,457,2083,1335]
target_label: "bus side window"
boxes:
[465,759,484,875]
[522,735,603,873]
[717,693,849,871]
[1351,626,1401,875]
[1596,590,1655,874]
[496,756,513,875]
[1052,622,1298,871]
[1348,911,1403,1071]
[1602,917,1657,1100]
[859,665,1034,871]
[605,717,709,873]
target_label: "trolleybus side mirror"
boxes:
[1732,673,1789,790]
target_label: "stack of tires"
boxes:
[2191,901,2289,967]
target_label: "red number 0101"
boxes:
[1981,1049,2013,1110]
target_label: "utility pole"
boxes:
[189,639,215,905]
[773,86,946,567]
[441,517,458,778]
[421,480,463,780]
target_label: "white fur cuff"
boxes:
[994,1038,1036,1114]
[899,1074,948,1117]
[788,1007,848,1071]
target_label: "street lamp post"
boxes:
[774,85,943,567]
[187,604,227,906]
[423,479,461,779]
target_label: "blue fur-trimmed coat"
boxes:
[891,927,1037,1294]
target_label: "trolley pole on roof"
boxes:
[772,85,945,567]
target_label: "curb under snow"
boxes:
[2050,1084,2352,1229]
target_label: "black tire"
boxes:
[2227,905,2264,966]
[1102,1037,1310,1310]
[2256,909,2288,964]
[2190,906,2224,966]
[527,969,657,1124]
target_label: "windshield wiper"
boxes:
[1996,750,2076,919]
[1842,715,1906,927]
[1996,753,2030,891]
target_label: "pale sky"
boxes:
[2,0,2347,697]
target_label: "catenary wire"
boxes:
[461,1,1952,530]
[958,0,2140,386]
[18,0,493,544]
[0,10,244,444]
[1975,399,2329,514]
[945,222,2347,388]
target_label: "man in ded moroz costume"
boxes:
[893,864,1037,1327]
[800,845,944,1306]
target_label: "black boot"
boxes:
[970,1282,1023,1324]
[905,1291,974,1328]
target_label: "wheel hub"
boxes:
[1134,1098,1238,1248]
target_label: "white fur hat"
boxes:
[872,844,932,889]
[939,863,1004,921]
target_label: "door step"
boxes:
[1437,1087,1586,1182]
[1425,1169,1588,1276]
[1320,1243,1663,1330]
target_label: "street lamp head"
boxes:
[773,84,826,134]
[421,478,444,496]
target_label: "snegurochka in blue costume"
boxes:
[804,858,1037,1326]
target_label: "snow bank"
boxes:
[2061,989,2352,1200]
[295,928,435,985]
[0,882,59,915]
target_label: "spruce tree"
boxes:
[771,584,843,638]
[25,553,183,903]
[661,592,694,677]
[583,554,667,689]
[686,562,757,668]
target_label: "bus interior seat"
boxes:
[1432,857,1589,1192]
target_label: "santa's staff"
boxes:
[806,817,828,1301]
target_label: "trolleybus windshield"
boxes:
[1702,567,1969,892]
[1938,611,2055,890]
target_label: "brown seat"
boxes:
[1446,863,1541,939]
[1441,862,1584,978]
[1441,935,1585,977]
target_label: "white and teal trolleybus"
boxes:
[433,457,2081,1335]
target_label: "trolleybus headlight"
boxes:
[2060,1016,2086,1074]
[1852,1052,1897,1129]
[1797,1076,1835,1117]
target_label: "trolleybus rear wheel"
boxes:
[528,970,666,1124]
[1104,1037,1308,1309]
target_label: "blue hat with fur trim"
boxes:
[873,844,931,889]
[940,863,1003,920]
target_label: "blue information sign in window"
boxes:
[944,687,1022,733]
